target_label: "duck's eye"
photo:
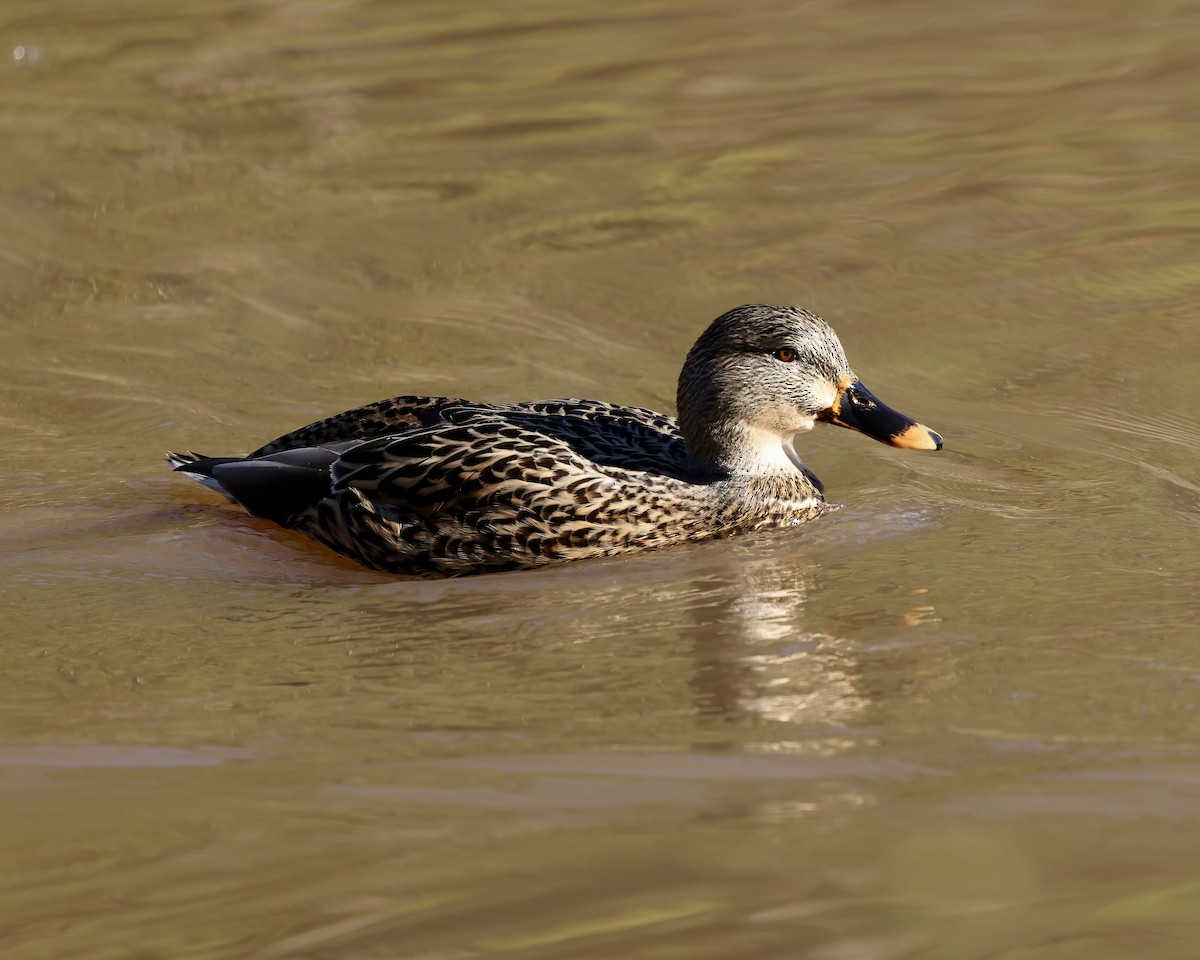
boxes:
[774,347,798,362]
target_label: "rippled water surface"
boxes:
[3,1,1200,957]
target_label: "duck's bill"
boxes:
[819,378,943,451]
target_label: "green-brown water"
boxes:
[3,1,1200,957]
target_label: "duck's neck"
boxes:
[682,417,810,478]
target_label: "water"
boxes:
[2,1,1199,957]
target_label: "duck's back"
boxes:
[250,396,679,462]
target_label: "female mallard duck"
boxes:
[168,304,941,577]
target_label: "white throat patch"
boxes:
[737,422,815,475]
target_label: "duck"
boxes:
[167,304,942,577]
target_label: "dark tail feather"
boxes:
[167,447,344,526]
[166,451,243,500]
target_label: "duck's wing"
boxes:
[248,395,481,457]
[329,421,600,520]
[330,409,690,514]
[283,410,699,575]
[177,405,690,521]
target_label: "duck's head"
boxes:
[677,304,942,476]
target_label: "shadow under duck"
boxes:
[168,304,942,577]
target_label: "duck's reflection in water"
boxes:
[689,553,869,736]
[685,532,942,747]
